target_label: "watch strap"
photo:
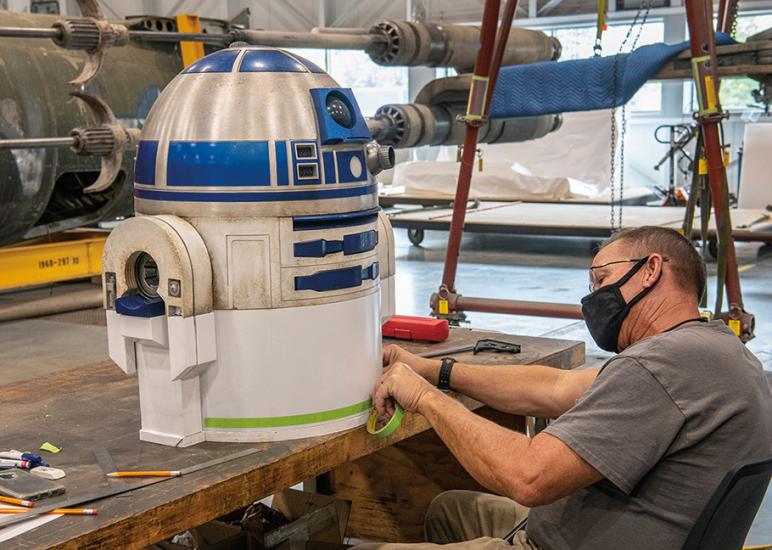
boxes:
[437,357,457,391]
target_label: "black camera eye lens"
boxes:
[326,93,354,128]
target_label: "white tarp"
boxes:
[394,110,616,200]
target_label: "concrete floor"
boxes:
[0,227,770,544]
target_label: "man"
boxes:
[361,226,772,550]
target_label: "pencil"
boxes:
[106,470,181,478]
[0,508,98,515]
[0,496,34,508]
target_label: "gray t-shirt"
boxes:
[527,320,772,550]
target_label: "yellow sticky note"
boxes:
[438,299,449,315]
[704,76,717,111]
[40,442,61,454]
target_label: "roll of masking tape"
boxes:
[367,403,404,438]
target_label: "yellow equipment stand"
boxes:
[176,14,206,68]
[0,231,107,292]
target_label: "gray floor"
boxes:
[0,229,770,544]
[390,228,772,546]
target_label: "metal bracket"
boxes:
[69,91,139,193]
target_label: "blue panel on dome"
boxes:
[183,49,240,73]
[135,140,158,185]
[336,150,368,183]
[240,49,308,72]
[323,151,336,184]
[167,141,270,186]
[309,88,371,145]
[275,140,289,186]
[134,183,376,202]
[290,53,325,74]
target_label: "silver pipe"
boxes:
[232,28,383,50]
[0,137,75,149]
[0,26,61,39]
[0,287,103,323]
[128,30,231,44]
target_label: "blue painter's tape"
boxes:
[293,229,378,258]
[343,230,378,255]
[292,207,379,231]
[323,151,336,184]
[275,140,289,186]
[134,184,376,203]
[294,262,379,292]
[134,140,158,185]
[116,294,164,317]
[240,49,307,72]
[167,141,270,187]
[336,150,368,183]
[309,88,372,145]
[183,49,240,73]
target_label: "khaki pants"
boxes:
[351,490,539,550]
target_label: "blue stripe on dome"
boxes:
[240,50,308,73]
[182,49,240,73]
[134,184,377,203]
[134,140,158,185]
[167,141,270,186]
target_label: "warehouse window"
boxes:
[683,13,772,113]
[327,50,408,116]
[551,21,664,113]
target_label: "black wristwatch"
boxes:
[437,357,457,391]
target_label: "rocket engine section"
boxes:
[367,75,563,148]
[102,46,396,447]
[367,20,561,72]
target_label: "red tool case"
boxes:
[382,315,449,342]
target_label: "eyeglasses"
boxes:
[588,256,669,293]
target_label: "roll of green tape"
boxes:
[367,403,404,438]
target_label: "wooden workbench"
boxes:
[0,327,583,549]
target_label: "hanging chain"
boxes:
[609,1,651,231]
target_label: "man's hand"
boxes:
[383,344,440,384]
[372,362,440,415]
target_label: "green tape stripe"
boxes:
[204,399,372,429]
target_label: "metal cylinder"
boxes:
[368,103,560,148]
[52,18,100,51]
[231,28,380,50]
[0,136,75,149]
[367,21,560,71]
[71,127,114,156]
[456,296,584,319]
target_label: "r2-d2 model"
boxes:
[102,46,396,447]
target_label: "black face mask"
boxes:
[581,257,659,352]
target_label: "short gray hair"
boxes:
[602,226,706,301]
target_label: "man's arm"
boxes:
[384,345,598,418]
[372,363,603,507]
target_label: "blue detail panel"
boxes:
[134,184,377,202]
[295,262,379,292]
[294,230,378,258]
[294,239,343,258]
[116,294,164,317]
[343,230,378,255]
[323,151,336,184]
[167,141,270,187]
[291,140,321,185]
[240,49,307,73]
[134,140,158,185]
[295,55,325,74]
[183,49,240,73]
[336,150,368,183]
[309,88,372,145]
[275,140,289,186]
[292,207,379,231]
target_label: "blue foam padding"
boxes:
[489,33,735,118]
